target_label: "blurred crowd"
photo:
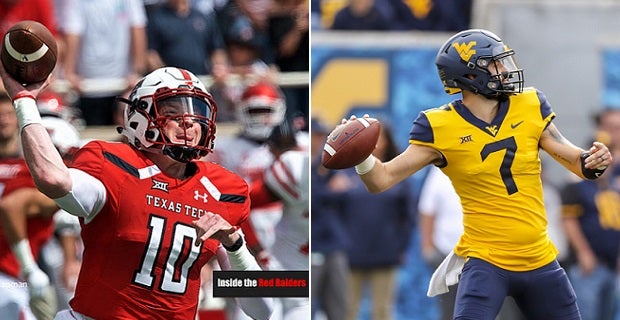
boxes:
[0,0,309,128]
[4,0,620,320]
[311,0,472,32]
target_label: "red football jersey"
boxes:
[69,141,250,320]
[0,157,54,279]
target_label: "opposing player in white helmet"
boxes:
[208,81,289,256]
[208,81,306,320]
[249,119,309,319]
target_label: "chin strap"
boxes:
[163,145,204,162]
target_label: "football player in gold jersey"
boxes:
[350,29,611,319]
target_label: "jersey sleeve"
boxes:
[59,141,109,222]
[70,141,107,181]
[409,111,434,144]
[535,89,556,125]
[213,167,251,227]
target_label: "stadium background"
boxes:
[312,0,620,318]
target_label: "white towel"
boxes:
[427,250,466,297]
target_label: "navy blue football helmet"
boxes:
[435,29,524,99]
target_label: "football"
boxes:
[322,117,381,169]
[1,20,57,84]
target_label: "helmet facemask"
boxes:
[478,51,523,98]
[119,67,218,163]
[435,29,525,100]
[149,89,217,162]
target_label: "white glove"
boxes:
[12,240,57,319]
[26,267,57,320]
[26,266,50,297]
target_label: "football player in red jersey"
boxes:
[0,66,273,320]
[0,111,82,320]
[0,94,57,320]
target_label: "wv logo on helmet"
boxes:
[452,41,477,61]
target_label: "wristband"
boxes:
[226,238,259,270]
[355,155,376,175]
[223,235,244,252]
[580,151,607,180]
[13,96,42,132]
[12,239,37,274]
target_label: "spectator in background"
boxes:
[215,0,274,65]
[418,165,463,320]
[310,116,350,320]
[192,0,229,16]
[310,0,322,29]
[332,122,415,320]
[330,0,391,31]
[268,0,309,125]
[540,162,569,269]
[60,0,147,126]
[224,17,275,80]
[235,0,273,32]
[560,109,620,320]
[209,15,277,122]
[319,0,471,30]
[147,0,229,78]
[387,0,472,31]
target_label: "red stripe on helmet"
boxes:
[178,68,194,86]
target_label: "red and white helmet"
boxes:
[118,67,217,162]
[237,82,286,141]
[37,91,65,116]
[37,90,86,131]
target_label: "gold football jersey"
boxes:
[411,88,558,271]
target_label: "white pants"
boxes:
[0,272,36,320]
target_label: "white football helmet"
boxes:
[237,82,286,141]
[118,67,217,162]
[41,116,81,158]
[37,90,86,131]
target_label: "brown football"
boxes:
[1,20,57,84]
[322,117,381,169]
